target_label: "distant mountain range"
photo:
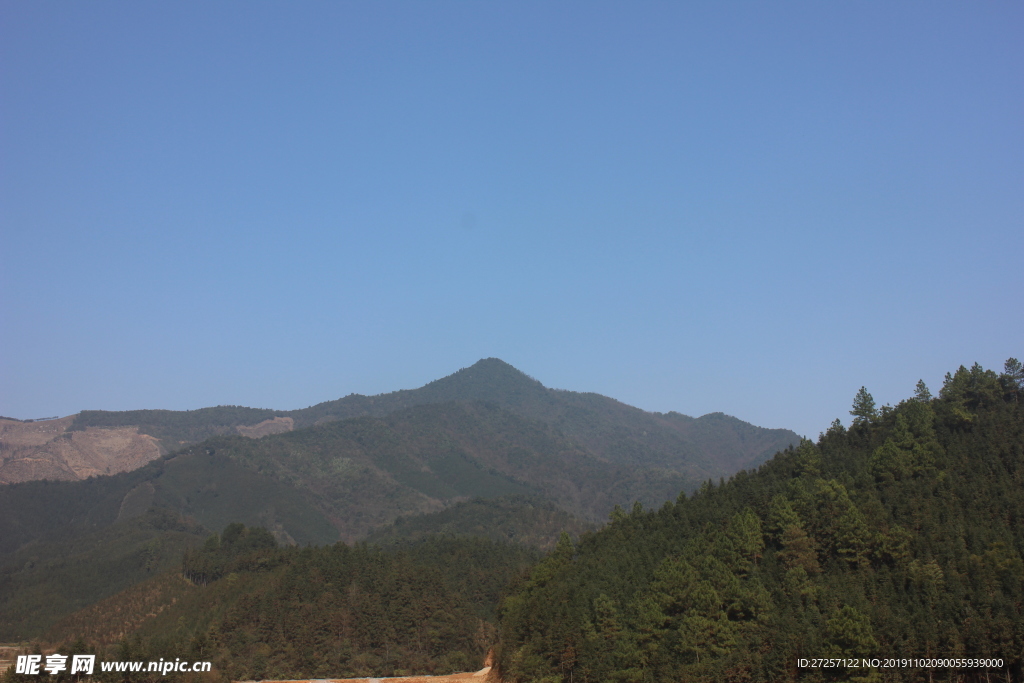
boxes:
[2,358,797,486]
[0,358,799,639]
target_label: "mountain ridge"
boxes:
[4,359,799,487]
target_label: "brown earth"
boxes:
[0,648,499,683]
[242,654,498,683]
[0,413,296,485]
[0,415,77,447]
[243,666,496,683]
[0,417,162,484]
[236,416,295,438]
[0,645,21,674]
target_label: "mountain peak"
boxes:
[417,358,547,405]
[463,358,538,381]
[470,357,518,370]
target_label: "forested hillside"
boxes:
[0,509,206,641]
[497,360,1024,682]
[365,495,594,551]
[0,400,685,639]
[43,525,539,681]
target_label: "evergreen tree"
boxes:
[850,387,877,425]
[1003,358,1023,403]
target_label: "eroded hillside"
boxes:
[0,417,162,483]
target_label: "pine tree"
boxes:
[850,387,877,425]
[1002,358,1023,403]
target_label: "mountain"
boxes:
[0,359,799,641]
[1,399,680,559]
[4,359,799,487]
[0,400,661,639]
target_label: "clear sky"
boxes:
[2,2,1021,438]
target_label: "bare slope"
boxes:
[0,417,162,484]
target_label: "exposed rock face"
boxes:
[0,417,163,483]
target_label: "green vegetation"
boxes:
[496,360,1024,682]
[366,495,595,551]
[3,398,681,639]
[72,406,279,448]
[13,397,716,551]
[65,526,538,680]
[0,509,206,640]
[0,453,337,640]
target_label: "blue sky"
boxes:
[2,2,1021,438]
